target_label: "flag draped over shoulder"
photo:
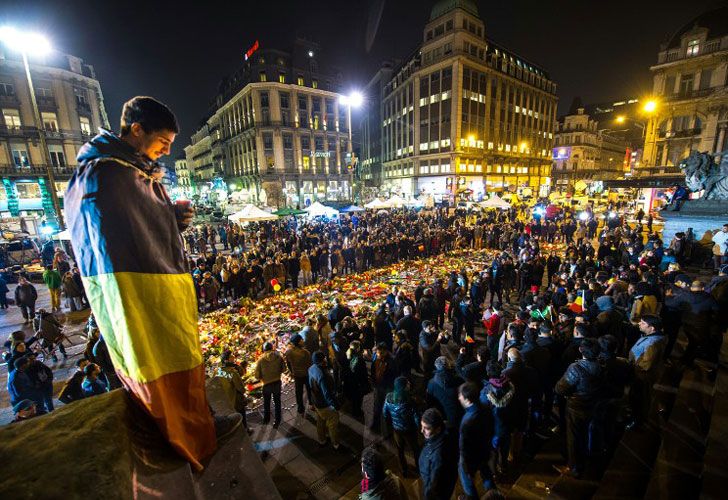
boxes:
[64,130,215,470]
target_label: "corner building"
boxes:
[377,0,557,199]
[185,39,354,207]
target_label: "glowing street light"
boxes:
[0,26,64,229]
[643,100,657,113]
[615,115,626,124]
[339,91,363,202]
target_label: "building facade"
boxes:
[0,45,109,219]
[359,61,395,191]
[552,105,629,189]
[174,156,194,197]
[185,39,354,207]
[366,0,557,200]
[643,7,728,175]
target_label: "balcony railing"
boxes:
[0,163,76,176]
[0,94,20,107]
[665,88,714,101]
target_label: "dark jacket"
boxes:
[419,330,441,375]
[308,363,337,409]
[426,369,464,429]
[459,403,494,467]
[419,431,458,500]
[502,359,538,428]
[7,369,35,406]
[382,393,420,432]
[328,304,352,330]
[519,341,551,382]
[418,295,438,323]
[14,283,37,306]
[371,353,397,390]
[480,377,516,439]
[679,290,719,331]
[555,358,604,410]
[599,355,632,399]
[359,470,408,500]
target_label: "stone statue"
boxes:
[678,150,728,200]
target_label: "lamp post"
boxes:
[0,27,64,229]
[339,91,362,203]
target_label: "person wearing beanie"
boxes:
[308,350,340,449]
[285,334,312,415]
[426,356,464,432]
[254,340,286,428]
[555,338,605,479]
[383,376,422,477]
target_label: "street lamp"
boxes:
[339,91,363,202]
[0,27,64,229]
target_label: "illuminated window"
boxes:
[441,163,450,172]
[79,116,91,135]
[475,164,482,172]
[279,74,286,84]
[420,142,429,151]
[687,39,700,56]
[441,138,451,147]
[297,76,304,86]
[505,144,511,152]
[488,142,494,150]
[312,80,318,89]
[259,72,267,82]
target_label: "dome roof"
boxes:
[430,0,479,21]
[666,6,728,49]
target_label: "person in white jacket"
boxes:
[711,223,728,270]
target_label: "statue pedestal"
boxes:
[660,200,728,244]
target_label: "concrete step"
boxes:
[643,364,715,500]
[700,331,728,500]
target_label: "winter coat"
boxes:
[7,369,36,406]
[480,377,516,439]
[419,330,441,375]
[62,274,83,298]
[254,351,286,385]
[59,370,86,404]
[371,354,397,391]
[556,358,605,410]
[284,345,311,378]
[382,393,420,432]
[308,363,337,409]
[503,359,538,428]
[42,269,62,290]
[459,403,494,468]
[418,431,458,500]
[678,291,719,332]
[629,333,667,376]
[299,326,320,354]
[426,369,464,429]
[418,295,438,323]
[14,283,37,306]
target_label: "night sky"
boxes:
[1,0,723,160]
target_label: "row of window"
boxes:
[2,108,92,135]
[662,67,714,96]
[7,144,67,168]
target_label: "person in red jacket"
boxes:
[482,303,502,359]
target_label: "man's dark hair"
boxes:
[75,358,88,368]
[421,407,444,430]
[579,338,600,360]
[486,360,502,379]
[598,334,618,356]
[641,314,662,331]
[361,447,385,482]
[573,323,590,338]
[14,357,29,370]
[524,328,538,344]
[120,96,179,136]
[477,345,490,361]
[459,381,480,404]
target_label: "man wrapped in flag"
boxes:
[64,96,241,471]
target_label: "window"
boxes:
[278,73,286,84]
[3,109,21,129]
[679,73,694,96]
[79,116,91,135]
[11,147,30,167]
[36,87,52,98]
[259,71,267,82]
[280,93,289,108]
[263,133,273,150]
[260,91,269,107]
[699,68,713,90]
[445,20,453,31]
[15,182,40,199]
[49,145,66,168]
[298,96,307,109]
[74,88,88,106]
[41,112,58,132]
[0,83,14,96]
[297,76,304,86]
[300,135,310,150]
[312,80,318,89]
[283,133,293,149]
[687,39,699,57]
[314,136,324,150]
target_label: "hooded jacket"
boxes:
[382,392,420,432]
[426,369,464,429]
[480,377,515,438]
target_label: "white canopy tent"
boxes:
[364,198,389,210]
[384,194,406,208]
[304,201,339,218]
[479,195,511,210]
[228,204,278,222]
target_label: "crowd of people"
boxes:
[211,206,727,498]
[4,198,728,498]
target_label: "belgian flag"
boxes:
[65,131,215,470]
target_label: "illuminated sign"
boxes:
[244,40,260,61]
[311,151,331,158]
[552,146,571,160]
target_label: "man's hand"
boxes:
[174,201,195,231]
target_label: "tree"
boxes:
[262,181,285,208]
